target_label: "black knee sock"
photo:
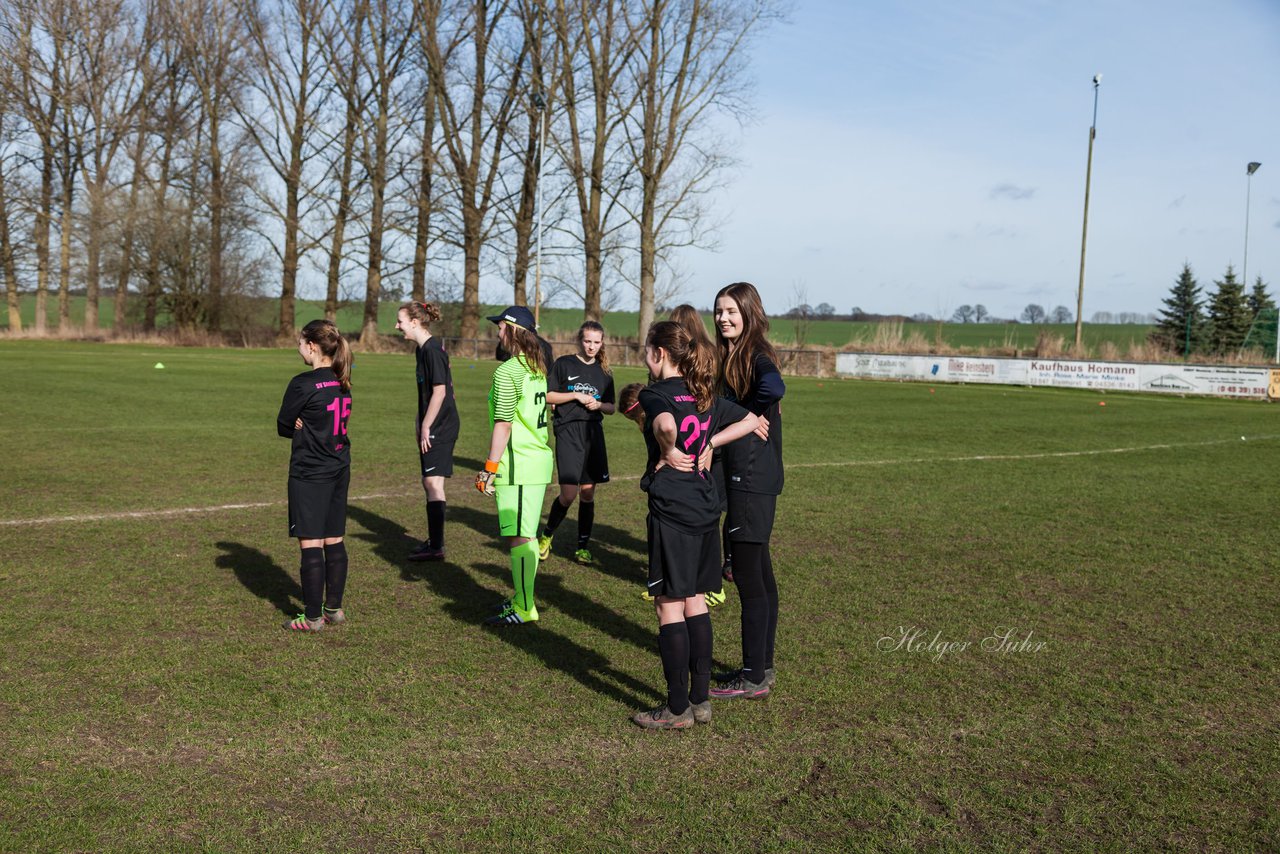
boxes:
[299,547,325,620]
[762,544,778,670]
[427,500,446,549]
[542,497,571,537]
[577,500,595,548]
[323,542,348,611]
[686,612,713,704]
[658,621,690,715]
[733,541,768,683]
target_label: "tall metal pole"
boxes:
[532,92,548,329]
[1074,74,1101,352]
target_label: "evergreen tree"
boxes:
[1205,265,1251,353]
[1246,275,1275,317]
[1151,263,1205,356]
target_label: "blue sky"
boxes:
[682,0,1280,320]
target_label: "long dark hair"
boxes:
[646,320,716,412]
[670,304,713,349]
[715,282,778,400]
[504,323,547,377]
[300,319,352,392]
[577,320,610,374]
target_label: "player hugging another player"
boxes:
[710,282,786,700]
[538,321,615,564]
[631,321,758,730]
[276,319,353,632]
[477,306,554,627]
[394,301,459,562]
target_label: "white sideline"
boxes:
[2,435,1272,529]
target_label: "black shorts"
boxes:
[288,469,349,539]
[646,514,721,598]
[419,438,456,478]
[554,420,609,485]
[725,491,776,544]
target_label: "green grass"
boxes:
[3,292,1155,351]
[2,340,1277,851]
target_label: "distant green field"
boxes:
[3,339,1276,850]
[4,293,1154,352]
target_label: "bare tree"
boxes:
[352,0,416,345]
[237,0,331,339]
[551,0,637,321]
[0,62,22,330]
[171,0,250,332]
[423,0,528,339]
[4,0,74,334]
[317,0,369,322]
[623,0,778,341]
[68,0,143,331]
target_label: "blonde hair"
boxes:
[577,320,611,374]
[300,319,352,392]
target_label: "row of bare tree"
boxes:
[0,0,778,342]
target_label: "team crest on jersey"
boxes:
[569,381,600,399]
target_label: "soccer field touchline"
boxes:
[3,433,1272,529]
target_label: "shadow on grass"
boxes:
[215,541,300,617]
[346,502,663,710]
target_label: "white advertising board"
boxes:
[835,353,1274,400]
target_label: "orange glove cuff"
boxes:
[484,459,500,474]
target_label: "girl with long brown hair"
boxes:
[631,321,758,729]
[275,319,354,632]
[394,301,459,562]
[477,306,553,626]
[709,282,785,699]
[537,321,616,564]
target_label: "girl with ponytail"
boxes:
[630,321,758,729]
[276,319,354,632]
[395,301,459,562]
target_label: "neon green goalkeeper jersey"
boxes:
[488,355,553,485]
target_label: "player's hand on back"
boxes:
[754,415,770,442]
[662,445,695,472]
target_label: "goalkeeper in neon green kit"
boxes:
[476,306,554,626]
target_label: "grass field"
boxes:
[3,292,1155,352]
[3,340,1278,851]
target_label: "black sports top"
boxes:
[549,355,614,425]
[640,377,748,534]
[416,337,459,442]
[277,367,351,480]
[720,353,784,495]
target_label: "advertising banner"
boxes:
[835,353,1272,400]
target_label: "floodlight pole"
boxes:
[1074,74,1101,352]
[531,91,549,330]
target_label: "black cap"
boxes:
[487,305,537,332]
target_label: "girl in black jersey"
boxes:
[538,321,615,564]
[394,302,459,562]
[670,303,732,605]
[276,319,353,632]
[631,321,758,730]
[709,282,785,699]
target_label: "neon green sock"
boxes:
[510,540,540,614]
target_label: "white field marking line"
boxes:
[3,434,1274,529]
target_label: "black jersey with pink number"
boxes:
[277,367,352,480]
[639,377,747,535]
